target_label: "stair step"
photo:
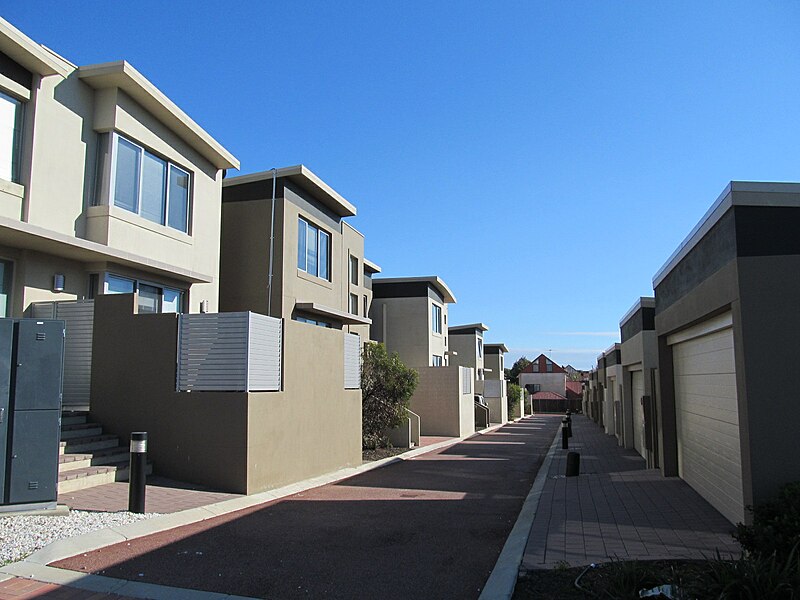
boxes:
[58,453,93,472]
[61,414,87,426]
[57,461,153,494]
[60,434,119,455]
[60,423,102,440]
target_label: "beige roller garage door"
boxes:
[631,369,645,458]
[669,312,744,524]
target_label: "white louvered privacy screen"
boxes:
[177,312,282,392]
[344,332,361,389]
[461,367,473,395]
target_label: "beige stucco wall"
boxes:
[1,56,226,317]
[483,351,504,379]
[89,294,361,494]
[409,366,475,437]
[371,296,433,367]
[518,372,566,395]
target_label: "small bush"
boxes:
[507,383,522,415]
[689,547,800,600]
[361,343,418,449]
[735,481,800,559]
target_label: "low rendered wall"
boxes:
[410,366,475,437]
[90,294,361,494]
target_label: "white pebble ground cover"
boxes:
[0,510,159,565]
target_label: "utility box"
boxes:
[0,318,65,511]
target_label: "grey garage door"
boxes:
[630,369,645,458]
[669,313,744,524]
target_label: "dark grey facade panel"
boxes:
[734,205,800,257]
[655,209,736,315]
[373,281,432,300]
[0,50,33,90]
[620,307,656,342]
[484,347,502,355]
[222,179,279,203]
[604,349,621,367]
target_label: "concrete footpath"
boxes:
[520,415,741,571]
[1,416,560,600]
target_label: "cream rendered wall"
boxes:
[371,296,432,368]
[484,351,504,379]
[341,222,368,339]
[409,366,475,437]
[518,372,566,395]
[430,297,448,365]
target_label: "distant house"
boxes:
[519,354,580,412]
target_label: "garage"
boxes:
[630,368,645,458]
[668,312,744,524]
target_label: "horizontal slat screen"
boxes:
[344,333,361,389]
[178,312,282,392]
[30,300,94,409]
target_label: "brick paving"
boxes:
[0,577,140,599]
[521,415,741,571]
[57,476,241,513]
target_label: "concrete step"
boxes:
[57,461,153,494]
[60,423,102,440]
[60,434,119,455]
[61,414,88,426]
[58,453,93,472]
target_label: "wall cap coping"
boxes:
[295,301,371,325]
[619,296,655,327]
[0,17,71,78]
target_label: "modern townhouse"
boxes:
[370,277,475,438]
[448,323,490,427]
[618,297,658,467]
[652,181,800,524]
[601,344,622,440]
[482,343,509,424]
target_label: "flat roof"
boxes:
[653,181,800,287]
[372,276,456,304]
[363,258,381,274]
[619,296,655,327]
[0,17,71,78]
[224,165,356,218]
[449,323,489,333]
[484,343,509,353]
[603,342,621,356]
[78,61,239,170]
[295,302,371,326]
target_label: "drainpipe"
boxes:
[267,168,277,317]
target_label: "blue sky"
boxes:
[4,2,800,368]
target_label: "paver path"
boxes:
[52,416,560,600]
[521,415,741,571]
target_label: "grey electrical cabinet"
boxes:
[0,318,65,510]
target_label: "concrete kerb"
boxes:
[2,421,509,589]
[478,421,562,600]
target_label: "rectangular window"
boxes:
[294,315,331,328]
[477,338,483,358]
[532,363,539,372]
[0,259,12,317]
[112,134,191,233]
[432,355,443,367]
[546,359,553,373]
[363,295,368,318]
[103,273,183,314]
[349,255,358,286]
[297,217,330,280]
[0,92,22,183]
[431,303,442,334]
[349,293,359,315]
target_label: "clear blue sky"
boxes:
[5,2,800,369]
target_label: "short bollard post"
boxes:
[566,410,573,438]
[128,432,147,514]
[566,451,580,477]
[561,417,569,449]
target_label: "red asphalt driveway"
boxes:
[53,416,560,599]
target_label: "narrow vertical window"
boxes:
[114,137,141,213]
[0,259,12,317]
[431,303,442,334]
[168,165,190,232]
[297,219,307,270]
[318,230,330,280]
[349,293,358,315]
[363,295,368,318]
[141,152,167,224]
[0,92,22,183]
[477,338,483,358]
[307,222,318,276]
[349,255,358,285]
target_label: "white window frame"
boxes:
[432,355,443,367]
[477,338,483,358]
[349,293,359,315]
[102,273,185,314]
[0,91,23,184]
[108,132,192,233]
[431,303,442,334]
[349,255,359,286]
[297,217,331,280]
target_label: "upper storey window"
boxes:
[477,338,483,358]
[0,91,22,183]
[111,134,191,233]
[431,303,442,334]
[297,217,330,280]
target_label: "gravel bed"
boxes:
[0,510,160,565]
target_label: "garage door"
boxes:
[630,369,645,458]
[669,312,744,524]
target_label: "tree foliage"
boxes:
[507,383,522,415]
[509,356,531,384]
[361,342,419,449]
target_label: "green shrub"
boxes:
[735,481,800,559]
[689,547,800,600]
[361,343,418,449]
[507,383,522,415]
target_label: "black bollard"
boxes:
[128,432,147,514]
[566,451,580,476]
[561,417,569,449]
[566,411,573,438]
